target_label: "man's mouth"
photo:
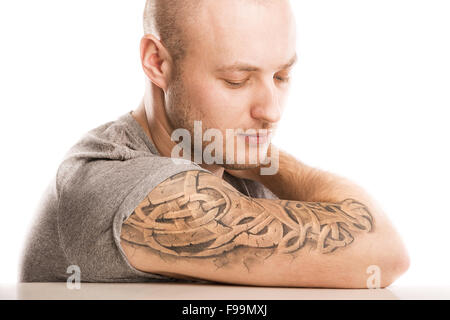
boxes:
[238,131,272,146]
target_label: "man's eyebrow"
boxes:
[215,63,261,72]
[279,54,298,70]
[215,54,298,73]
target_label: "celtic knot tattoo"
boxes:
[121,171,373,259]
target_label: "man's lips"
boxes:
[238,131,272,145]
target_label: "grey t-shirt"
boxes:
[20,111,278,283]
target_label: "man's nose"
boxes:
[250,80,282,124]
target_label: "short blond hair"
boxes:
[143,0,200,65]
[143,0,273,66]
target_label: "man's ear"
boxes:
[140,34,173,91]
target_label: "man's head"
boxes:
[141,0,297,169]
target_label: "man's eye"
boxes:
[274,75,290,83]
[224,80,247,88]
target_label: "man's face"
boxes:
[165,0,297,169]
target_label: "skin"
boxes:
[121,171,376,287]
[133,0,296,177]
[124,0,410,287]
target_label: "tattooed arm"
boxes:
[228,145,410,283]
[120,170,409,288]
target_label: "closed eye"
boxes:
[274,75,290,83]
[224,79,248,88]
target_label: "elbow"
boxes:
[347,236,410,289]
[376,243,410,288]
[343,251,410,289]
[363,218,410,288]
[342,248,410,289]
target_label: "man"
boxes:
[20,0,409,288]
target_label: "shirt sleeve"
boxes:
[56,155,209,282]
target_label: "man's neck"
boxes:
[132,99,225,179]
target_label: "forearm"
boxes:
[254,145,410,272]
[225,145,409,285]
[255,145,361,202]
[254,145,388,225]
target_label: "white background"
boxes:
[0,0,449,287]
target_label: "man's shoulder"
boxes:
[54,112,162,191]
[65,111,156,160]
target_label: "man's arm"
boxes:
[120,170,409,288]
[230,145,390,204]
[230,145,410,269]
